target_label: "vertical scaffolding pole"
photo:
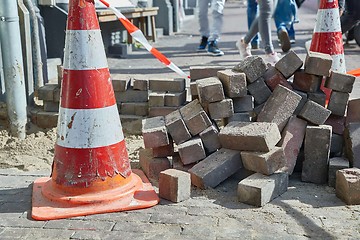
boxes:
[0,0,28,139]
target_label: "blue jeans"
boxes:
[247,0,259,47]
[274,0,297,40]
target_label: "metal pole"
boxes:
[24,0,44,92]
[0,0,28,139]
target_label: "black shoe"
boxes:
[278,28,291,52]
[207,40,224,56]
[197,36,208,51]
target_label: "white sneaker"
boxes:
[265,52,280,65]
[236,37,252,59]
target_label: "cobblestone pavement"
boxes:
[0,1,360,239]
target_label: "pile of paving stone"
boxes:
[32,71,187,131]
[141,50,360,207]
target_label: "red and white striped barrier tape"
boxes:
[98,0,189,78]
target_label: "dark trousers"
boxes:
[341,0,360,33]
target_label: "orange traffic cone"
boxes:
[310,0,346,102]
[31,0,159,220]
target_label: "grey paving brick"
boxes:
[232,56,267,83]
[327,91,349,116]
[208,98,234,119]
[331,133,344,157]
[113,220,181,233]
[189,148,243,189]
[298,100,331,125]
[344,122,360,168]
[37,84,58,101]
[237,172,289,207]
[302,125,332,184]
[0,214,46,228]
[148,91,165,107]
[325,71,355,93]
[324,114,346,135]
[189,66,226,81]
[150,212,218,226]
[84,211,151,222]
[257,85,301,131]
[111,75,130,92]
[304,51,332,77]
[346,99,360,125]
[0,227,74,240]
[293,90,308,115]
[336,168,360,205]
[44,219,114,231]
[148,106,180,117]
[307,90,326,106]
[149,78,186,92]
[133,78,149,91]
[219,122,281,152]
[275,50,303,78]
[217,69,247,98]
[241,147,286,176]
[165,110,191,145]
[165,91,187,107]
[178,137,206,165]
[115,89,148,103]
[196,77,225,104]
[328,157,350,188]
[159,169,191,203]
[199,124,221,154]
[142,116,169,148]
[233,95,254,113]
[225,112,252,123]
[247,77,272,105]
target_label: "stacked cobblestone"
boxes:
[30,65,62,129]
[143,50,359,206]
[32,73,188,134]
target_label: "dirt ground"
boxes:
[0,120,144,172]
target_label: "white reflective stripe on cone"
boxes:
[331,54,347,73]
[314,9,341,33]
[56,104,124,148]
[64,30,108,70]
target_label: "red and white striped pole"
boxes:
[99,0,189,78]
[310,0,346,100]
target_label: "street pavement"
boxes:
[0,1,359,239]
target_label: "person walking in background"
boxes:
[247,0,260,49]
[237,0,280,64]
[274,0,298,52]
[197,0,226,56]
[339,0,360,34]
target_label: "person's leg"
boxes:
[198,0,210,38]
[341,12,358,34]
[257,0,275,54]
[197,0,211,50]
[207,0,225,56]
[247,0,260,48]
[288,23,295,42]
[209,0,225,41]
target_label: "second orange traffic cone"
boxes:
[310,0,346,102]
[31,0,159,220]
